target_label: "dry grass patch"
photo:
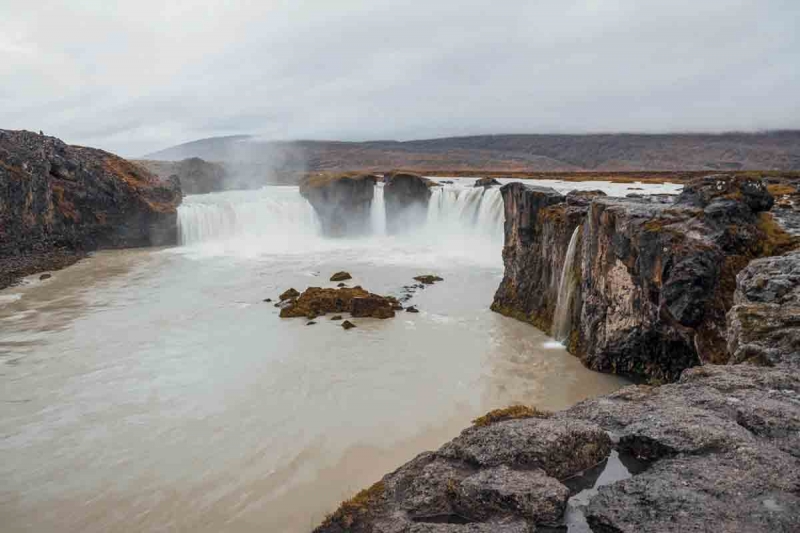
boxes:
[472,405,552,427]
[320,480,385,529]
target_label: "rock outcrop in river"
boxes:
[0,129,182,288]
[315,250,800,532]
[383,172,438,233]
[300,174,378,236]
[492,174,796,382]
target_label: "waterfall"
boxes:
[176,181,506,262]
[370,183,387,236]
[177,187,319,248]
[552,225,581,343]
[426,186,504,241]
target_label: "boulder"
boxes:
[414,275,443,285]
[330,271,352,282]
[341,320,356,330]
[299,173,378,236]
[474,177,501,188]
[279,286,396,319]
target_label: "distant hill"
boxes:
[143,132,800,179]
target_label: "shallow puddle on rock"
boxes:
[559,449,648,532]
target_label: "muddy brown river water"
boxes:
[0,179,679,532]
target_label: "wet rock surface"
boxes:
[299,173,378,236]
[279,286,397,320]
[0,129,182,288]
[492,175,796,382]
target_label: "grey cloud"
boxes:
[0,0,798,156]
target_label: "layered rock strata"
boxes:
[492,175,794,381]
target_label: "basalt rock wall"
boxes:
[299,173,377,237]
[492,175,792,382]
[383,171,438,234]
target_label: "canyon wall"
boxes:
[492,175,794,382]
[0,129,182,287]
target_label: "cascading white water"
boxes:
[177,187,320,253]
[370,183,387,236]
[176,181,506,264]
[426,186,504,242]
[552,225,581,343]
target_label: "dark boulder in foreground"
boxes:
[384,171,439,233]
[299,173,378,236]
[314,362,800,533]
[492,175,796,382]
[279,286,398,319]
[0,129,182,288]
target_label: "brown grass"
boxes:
[320,480,385,529]
[757,212,799,256]
[767,183,798,196]
[472,405,552,427]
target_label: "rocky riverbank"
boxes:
[314,248,800,532]
[492,174,796,382]
[0,129,182,288]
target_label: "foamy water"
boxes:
[0,178,677,533]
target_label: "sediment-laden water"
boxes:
[0,178,678,533]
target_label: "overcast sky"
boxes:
[1,0,798,156]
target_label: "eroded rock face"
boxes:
[727,251,800,368]
[493,175,791,381]
[490,183,598,333]
[314,364,800,533]
[0,129,182,287]
[384,172,438,234]
[299,174,378,236]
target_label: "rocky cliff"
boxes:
[0,129,182,287]
[314,252,800,532]
[299,173,378,236]
[383,172,438,234]
[492,175,795,382]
